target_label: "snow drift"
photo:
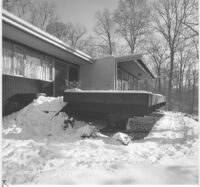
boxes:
[2,96,199,184]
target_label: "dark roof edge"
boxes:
[115,54,155,79]
[138,59,155,79]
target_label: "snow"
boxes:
[2,96,199,185]
[112,132,132,145]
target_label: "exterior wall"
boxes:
[80,56,116,90]
[3,74,53,102]
[2,38,80,102]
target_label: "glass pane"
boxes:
[26,49,42,79]
[3,41,14,75]
[134,78,138,90]
[41,55,47,80]
[122,71,128,90]
[68,66,80,88]
[46,57,53,81]
[117,68,122,90]
[128,75,132,90]
[14,45,24,76]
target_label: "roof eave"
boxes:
[116,54,155,79]
[2,9,94,64]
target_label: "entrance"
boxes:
[54,62,68,96]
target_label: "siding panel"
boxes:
[3,75,53,103]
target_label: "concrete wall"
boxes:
[80,56,116,90]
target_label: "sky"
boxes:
[47,0,119,34]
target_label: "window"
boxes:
[117,68,122,90]
[46,57,53,81]
[128,75,133,90]
[14,45,24,76]
[2,39,54,82]
[122,71,129,90]
[3,40,14,75]
[68,66,80,88]
[117,67,139,90]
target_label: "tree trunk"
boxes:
[178,72,183,111]
[167,51,174,110]
[158,67,161,93]
[191,82,195,114]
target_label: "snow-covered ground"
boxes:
[2,96,199,184]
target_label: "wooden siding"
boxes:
[3,74,53,102]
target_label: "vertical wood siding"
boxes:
[3,75,53,102]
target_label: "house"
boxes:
[2,10,165,117]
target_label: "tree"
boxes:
[153,0,194,110]
[3,0,31,18]
[190,65,198,113]
[46,21,67,40]
[28,1,58,31]
[146,39,168,93]
[64,23,88,49]
[94,9,115,55]
[176,44,193,110]
[183,0,199,38]
[114,0,151,54]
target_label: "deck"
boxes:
[63,90,166,127]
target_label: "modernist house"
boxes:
[2,10,159,116]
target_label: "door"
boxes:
[55,62,68,96]
[68,65,80,89]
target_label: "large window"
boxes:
[117,67,138,90]
[117,68,122,90]
[122,71,129,90]
[3,41,14,75]
[67,65,80,89]
[2,40,54,81]
[14,45,24,76]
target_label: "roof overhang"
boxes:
[2,10,94,65]
[116,54,155,79]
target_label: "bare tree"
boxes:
[63,23,88,49]
[176,44,193,110]
[183,0,199,38]
[3,0,31,17]
[190,66,198,113]
[3,0,10,10]
[94,9,115,55]
[146,39,168,93]
[28,1,58,31]
[153,0,194,110]
[46,21,67,40]
[79,36,101,58]
[114,0,151,54]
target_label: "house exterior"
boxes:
[2,10,156,115]
[80,55,154,91]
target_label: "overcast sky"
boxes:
[47,0,119,34]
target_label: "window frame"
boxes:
[2,38,55,82]
[117,66,139,90]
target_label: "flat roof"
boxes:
[2,9,155,78]
[2,9,93,64]
[116,54,155,78]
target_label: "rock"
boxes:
[112,132,132,145]
[63,117,75,130]
[76,125,99,138]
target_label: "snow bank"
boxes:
[2,97,199,185]
[3,96,69,141]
